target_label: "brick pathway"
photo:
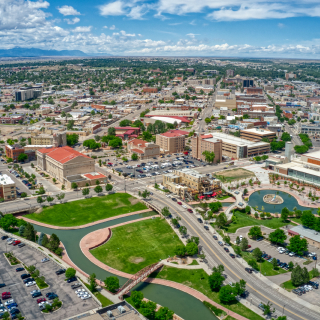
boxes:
[78,216,250,320]
[17,208,153,230]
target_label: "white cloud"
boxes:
[73,26,92,32]
[128,5,149,19]
[103,26,108,29]
[99,1,125,16]
[109,25,116,30]
[278,22,285,28]
[65,17,80,25]
[189,20,196,25]
[58,5,81,16]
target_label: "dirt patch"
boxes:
[215,168,255,181]
[128,197,140,205]
[33,207,43,214]
[129,256,145,264]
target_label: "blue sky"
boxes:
[3,0,320,58]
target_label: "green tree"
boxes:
[88,273,97,292]
[240,237,249,251]
[288,261,294,271]
[131,153,138,160]
[161,206,171,218]
[17,153,28,162]
[104,276,120,293]
[94,185,103,194]
[47,233,60,252]
[288,235,308,256]
[71,182,78,189]
[301,210,316,228]
[291,265,309,286]
[262,301,275,315]
[174,244,186,256]
[0,214,18,230]
[179,225,187,237]
[66,133,79,146]
[202,151,215,163]
[281,207,289,221]
[37,196,44,205]
[215,212,227,228]
[234,245,242,256]
[269,228,287,244]
[185,242,198,256]
[82,188,90,196]
[208,272,225,292]
[252,247,263,261]
[131,291,144,308]
[155,306,174,320]
[248,226,262,239]
[245,205,251,214]
[281,132,291,141]
[105,184,113,192]
[219,285,237,303]
[24,223,36,241]
[65,268,76,279]
[234,279,246,296]
[272,258,278,270]
[108,127,116,135]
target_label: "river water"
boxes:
[31,212,217,320]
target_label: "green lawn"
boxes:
[214,210,293,233]
[91,218,183,274]
[27,193,148,227]
[83,283,113,307]
[149,266,264,320]
[240,250,287,276]
[189,259,199,265]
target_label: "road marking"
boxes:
[156,197,310,320]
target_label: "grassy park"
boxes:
[215,210,293,233]
[91,218,183,274]
[214,168,255,183]
[149,266,264,320]
[27,193,147,227]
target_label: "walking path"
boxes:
[77,217,251,320]
[17,208,153,230]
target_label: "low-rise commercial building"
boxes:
[156,130,188,154]
[0,174,16,201]
[128,138,160,160]
[240,128,276,142]
[31,132,67,147]
[114,127,140,140]
[192,132,269,160]
[5,144,35,161]
[163,168,220,199]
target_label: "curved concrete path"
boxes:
[18,208,153,230]
[78,217,250,320]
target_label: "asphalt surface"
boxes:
[0,236,98,320]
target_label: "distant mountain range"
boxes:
[0,47,112,57]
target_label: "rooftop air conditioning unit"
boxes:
[107,310,113,317]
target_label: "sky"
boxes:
[2,0,320,58]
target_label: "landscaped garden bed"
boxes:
[4,252,20,265]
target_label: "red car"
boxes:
[187,209,193,213]
[37,298,46,303]
[107,163,113,166]
[2,292,11,299]
[12,240,21,246]
[177,202,182,205]
[247,245,251,249]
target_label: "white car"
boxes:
[6,238,12,242]
[182,205,188,209]
[277,247,284,251]
[289,252,295,257]
[167,170,173,173]
[0,308,5,313]
[279,249,285,254]
[26,281,36,287]
[30,289,40,295]
[75,289,85,294]
[5,299,15,306]
[81,294,91,300]
[239,235,243,240]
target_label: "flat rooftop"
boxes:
[177,168,205,179]
[204,132,269,148]
[291,225,320,243]
[241,128,275,136]
[0,174,14,185]
[277,161,320,178]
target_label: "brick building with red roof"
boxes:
[156,130,188,154]
[36,146,106,187]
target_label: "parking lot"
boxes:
[0,235,98,319]
[109,154,207,179]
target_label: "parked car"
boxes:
[67,277,77,283]
[20,274,30,279]
[245,268,253,273]
[12,241,21,246]
[218,241,223,246]
[197,218,203,223]
[37,298,46,304]
[32,292,42,298]
[213,235,218,240]
[204,225,209,230]
[224,247,229,252]
[229,253,235,258]
[177,202,182,205]
[16,268,24,272]
[0,284,5,288]
[187,209,193,213]
[18,243,25,248]
[41,257,50,263]
[71,283,82,289]
[55,269,66,275]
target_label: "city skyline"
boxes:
[3,0,320,58]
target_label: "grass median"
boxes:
[214,210,293,233]
[91,217,183,274]
[27,193,148,227]
[149,266,264,320]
